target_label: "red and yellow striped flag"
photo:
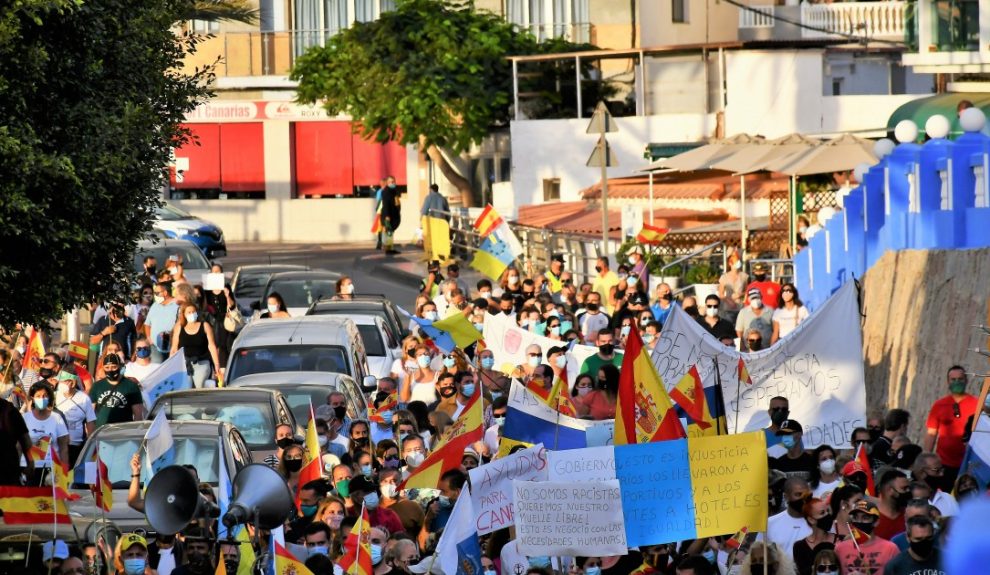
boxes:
[338,505,372,575]
[23,329,46,368]
[295,404,323,512]
[615,329,685,445]
[68,341,89,361]
[28,436,51,463]
[473,204,504,238]
[636,223,669,246]
[738,358,752,386]
[50,444,80,501]
[401,394,483,490]
[368,393,398,424]
[274,542,315,575]
[0,486,71,524]
[93,456,113,512]
[669,364,716,435]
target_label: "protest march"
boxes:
[1,203,986,575]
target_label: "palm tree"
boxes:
[181,0,257,25]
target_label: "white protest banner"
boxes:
[513,480,627,557]
[483,313,597,386]
[547,446,616,483]
[468,444,548,535]
[652,281,866,448]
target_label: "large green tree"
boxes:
[291,0,546,206]
[0,0,212,325]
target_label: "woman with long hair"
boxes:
[810,445,841,499]
[771,283,809,344]
[829,483,864,540]
[401,345,437,404]
[575,364,618,420]
[279,444,305,492]
[170,303,222,388]
[792,498,839,575]
[333,276,355,300]
[261,291,291,319]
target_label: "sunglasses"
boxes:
[748,339,761,345]
[706,305,719,309]
[816,566,838,573]
[528,353,541,358]
[782,289,794,293]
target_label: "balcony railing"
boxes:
[737,1,906,42]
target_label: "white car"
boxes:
[350,314,401,379]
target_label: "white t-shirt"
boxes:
[772,305,809,338]
[813,477,842,500]
[930,490,959,517]
[125,361,158,383]
[55,392,96,445]
[22,410,69,467]
[409,379,438,405]
[766,510,812,557]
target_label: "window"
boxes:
[228,345,349,381]
[190,19,220,34]
[832,79,842,96]
[507,0,589,41]
[543,178,561,201]
[672,0,687,23]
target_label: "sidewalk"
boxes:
[359,246,486,294]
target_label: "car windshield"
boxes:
[311,305,389,326]
[274,386,335,424]
[266,279,336,308]
[153,398,275,449]
[228,345,349,382]
[74,436,221,489]
[156,204,193,221]
[356,324,386,356]
[133,243,211,273]
[234,271,276,301]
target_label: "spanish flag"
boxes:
[615,329,685,445]
[93,456,113,512]
[635,223,669,246]
[738,357,752,386]
[725,526,750,549]
[669,365,716,436]
[368,393,398,424]
[50,444,80,501]
[853,443,876,496]
[370,203,383,235]
[29,436,51,463]
[0,486,71,524]
[401,393,483,490]
[473,204,504,238]
[295,404,323,511]
[23,329,46,368]
[338,505,372,575]
[68,341,89,362]
[274,541,315,575]
[547,373,579,418]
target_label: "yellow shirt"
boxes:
[591,271,619,312]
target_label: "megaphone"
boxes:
[222,463,293,530]
[145,465,220,535]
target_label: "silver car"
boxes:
[227,372,368,425]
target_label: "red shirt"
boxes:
[873,509,904,541]
[368,506,405,535]
[745,279,781,309]
[576,390,616,421]
[926,394,978,467]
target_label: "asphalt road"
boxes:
[217,242,423,312]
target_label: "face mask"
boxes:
[502,308,513,315]
[439,387,456,399]
[135,346,151,359]
[852,521,875,535]
[599,343,614,356]
[39,367,55,379]
[484,570,498,575]
[105,370,122,381]
[683,305,698,316]
[124,559,146,575]
[643,333,655,344]
[405,452,424,468]
[922,474,941,492]
[507,276,519,286]
[618,273,628,281]
[461,383,475,397]
[267,304,279,314]
[705,306,719,317]
[308,546,328,558]
[480,291,491,299]
[300,504,317,517]
[364,492,380,510]
[620,325,631,337]
[770,408,789,426]
[819,458,836,474]
[481,357,494,369]
[335,479,350,498]
[781,435,797,449]
[330,406,346,421]
[316,435,328,448]
[404,360,419,371]
[585,568,602,575]
[283,459,302,473]
[586,302,599,312]
[223,560,239,575]
[528,556,551,569]
[893,490,912,508]
[34,397,50,410]
[381,484,397,499]
[628,277,638,287]
[750,298,763,309]
[701,549,716,564]
[423,311,438,321]
[817,571,837,575]
[548,326,560,336]
[494,416,506,427]
[370,544,383,565]
[417,355,431,368]
[277,437,294,449]
[749,340,763,351]
[185,313,198,323]
[474,322,485,332]
[438,495,452,508]
[577,387,592,397]
[167,266,178,276]
[554,355,567,369]
[527,355,541,368]
[950,382,966,395]
[154,295,165,304]
[57,382,70,396]
[754,273,766,281]
[341,284,354,295]
[443,357,456,369]
[815,515,835,532]
[360,463,373,476]
[787,498,805,513]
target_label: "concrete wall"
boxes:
[861,248,990,440]
[640,0,739,46]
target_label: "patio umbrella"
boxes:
[649,133,764,172]
[763,133,877,176]
[710,133,820,174]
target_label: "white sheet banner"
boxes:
[652,281,866,448]
[468,444,549,535]
[513,480,628,557]
[483,313,597,387]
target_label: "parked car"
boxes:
[306,295,411,341]
[226,316,377,392]
[349,314,400,379]
[230,264,310,316]
[69,420,251,532]
[133,238,212,286]
[154,202,227,257]
[259,270,341,316]
[227,372,368,426]
[148,388,297,462]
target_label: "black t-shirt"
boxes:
[697,316,737,341]
[90,315,137,357]
[793,536,838,575]
[89,377,143,427]
[870,435,895,467]
[0,400,29,485]
[882,549,944,575]
[770,451,817,481]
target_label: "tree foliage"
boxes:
[0,0,212,325]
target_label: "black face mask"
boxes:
[868,427,882,442]
[753,273,767,281]
[661,293,673,302]
[586,303,599,312]
[599,343,614,356]
[276,437,294,450]
[908,537,935,558]
[815,515,835,532]
[502,308,513,315]
[893,490,912,508]
[105,370,121,381]
[333,405,347,420]
[851,520,875,535]
[223,560,239,575]
[283,459,302,473]
[352,436,369,447]
[770,408,789,426]
[39,367,56,379]
[683,305,699,316]
[186,552,211,575]
[749,340,763,352]
[923,475,942,492]
[847,475,868,492]
[595,266,603,273]
[146,265,157,276]
[750,565,775,575]
[439,387,457,398]
[787,498,806,513]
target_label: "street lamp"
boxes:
[586,102,618,254]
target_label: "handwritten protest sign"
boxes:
[614,432,767,547]
[484,313,597,386]
[513,480,627,557]
[468,444,548,535]
[653,281,866,448]
[547,446,616,483]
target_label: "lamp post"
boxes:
[586,102,618,254]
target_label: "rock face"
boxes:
[861,248,990,440]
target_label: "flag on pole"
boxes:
[423,216,451,262]
[338,504,373,575]
[370,202,383,234]
[470,235,517,280]
[473,205,505,238]
[853,443,876,496]
[296,403,323,512]
[141,349,193,409]
[615,329,685,445]
[92,455,112,512]
[0,486,71,524]
[547,372,579,418]
[410,315,482,355]
[29,436,51,463]
[725,526,750,549]
[738,358,753,386]
[636,223,670,245]
[23,329,46,368]
[669,365,717,435]
[273,541,315,575]
[50,443,80,501]
[368,393,398,424]
[408,486,482,575]
[69,341,90,362]
[145,410,176,474]
[401,394,484,490]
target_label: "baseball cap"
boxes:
[776,419,803,435]
[747,288,762,299]
[851,500,880,517]
[752,262,768,272]
[120,534,148,553]
[102,354,122,367]
[42,540,69,562]
[842,461,867,477]
[547,345,568,357]
[463,447,480,462]
[551,254,565,263]
[349,474,378,495]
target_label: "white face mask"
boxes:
[57,382,70,396]
[750,298,763,309]
[267,303,279,313]
[342,284,354,295]
[705,307,719,317]
[168,266,178,275]
[554,355,567,369]
[733,260,742,270]
[508,276,519,286]
[185,313,198,323]
[480,291,491,299]
[425,311,439,321]
[405,452,425,468]
[577,387,592,396]
[318,435,328,448]
[527,355,541,368]
[381,483,397,499]
[819,458,836,474]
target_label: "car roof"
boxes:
[310,299,389,312]
[235,264,311,274]
[349,314,385,326]
[227,372,356,388]
[154,387,281,401]
[233,316,360,348]
[90,419,231,438]
[136,238,200,249]
[267,270,341,281]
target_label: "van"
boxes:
[226,316,377,391]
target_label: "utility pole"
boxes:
[586,102,618,255]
